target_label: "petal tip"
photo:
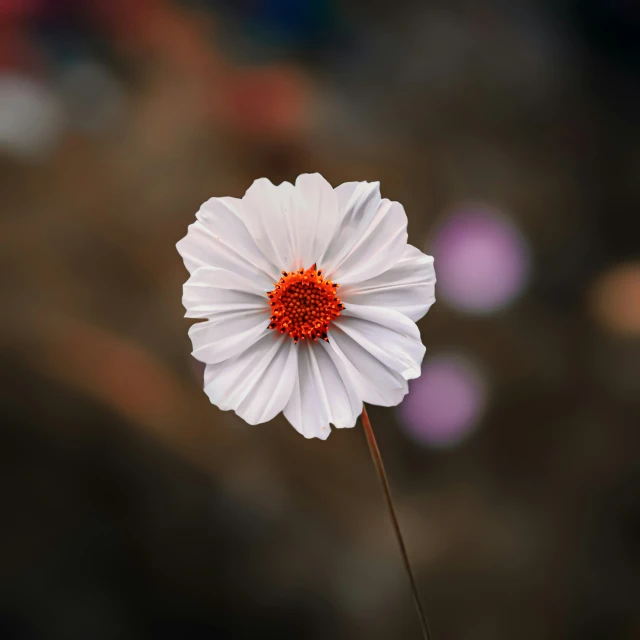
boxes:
[310,426,332,440]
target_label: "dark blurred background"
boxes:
[1,0,639,638]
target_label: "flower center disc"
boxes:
[267,264,343,343]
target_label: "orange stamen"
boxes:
[267,264,343,343]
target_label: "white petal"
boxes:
[189,308,270,364]
[176,196,279,287]
[240,174,342,272]
[284,342,362,439]
[204,333,298,425]
[319,181,380,272]
[295,173,341,264]
[326,325,409,407]
[334,305,425,380]
[319,181,408,285]
[340,245,436,321]
[182,266,270,319]
[240,178,304,271]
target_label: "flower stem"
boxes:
[361,405,433,640]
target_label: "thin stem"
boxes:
[361,404,432,640]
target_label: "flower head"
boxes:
[177,174,435,439]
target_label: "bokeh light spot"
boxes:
[0,75,63,160]
[590,262,640,336]
[398,354,487,448]
[431,205,531,314]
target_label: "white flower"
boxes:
[177,174,436,439]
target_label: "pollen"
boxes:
[267,264,343,343]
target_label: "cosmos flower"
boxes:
[177,174,435,439]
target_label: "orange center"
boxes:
[267,264,343,343]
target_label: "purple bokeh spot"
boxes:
[431,206,530,314]
[399,355,487,447]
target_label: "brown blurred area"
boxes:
[1,0,639,638]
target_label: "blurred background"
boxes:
[1,0,639,638]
